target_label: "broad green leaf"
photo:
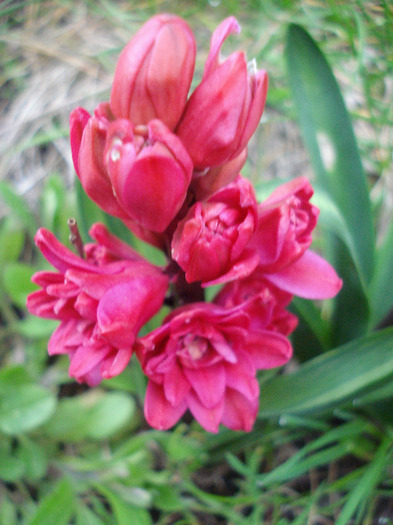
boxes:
[43,391,135,441]
[3,262,37,309]
[86,392,136,439]
[0,383,56,435]
[27,478,74,525]
[258,327,393,417]
[286,24,374,285]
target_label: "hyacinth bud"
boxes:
[172,176,259,286]
[176,17,268,168]
[110,14,196,130]
[70,103,130,221]
[105,119,193,232]
[70,104,193,234]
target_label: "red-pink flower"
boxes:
[110,14,196,131]
[248,177,342,299]
[214,269,298,336]
[172,175,259,286]
[176,17,268,168]
[136,302,292,432]
[70,105,193,233]
[26,226,168,386]
[249,177,319,272]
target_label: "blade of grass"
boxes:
[335,436,392,525]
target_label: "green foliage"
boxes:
[0,2,392,524]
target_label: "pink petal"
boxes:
[265,250,343,299]
[100,347,133,379]
[203,16,241,79]
[187,391,224,433]
[183,363,226,409]
[243,330,292,369]
[221,388,258,432]
[144,381,187,430]
[35,228,93,274]
[163,361,191,406]
[68,343,110,378]
[88,223,144,262]
[225,363,259,401]
[69,107,91,176]
[201,249,259,287]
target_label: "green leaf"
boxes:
[0,383,56,435]
[95,485,153,525]
[258,327,393,417]
[75,503,106,525]
[3,263,37,309]
[0,449,25,481]
[17,436,48,480]
[0,217,25,270]
[335,436,392,525]
[369,215,393,326]
[0,495,17,525]
[0,182,38,238]
[286,24,374,285]
[26,478,74,525]
[43,391,135,441]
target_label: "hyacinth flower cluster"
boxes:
[27,15,342,433]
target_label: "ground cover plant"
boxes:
[1,1,393,524]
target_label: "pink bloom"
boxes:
[214,269,298,336]
[110,14,196,131]
[26,226,168,385]
[247,177,342,299]
[249,177,319,273]
[176,17,268,168]
[136,302,292,432]
[171,176,259,286]
[70,105,193,233]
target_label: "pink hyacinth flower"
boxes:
[214,269,298,336]
[248,177,342,299]
[110,14,196,131]
[26,227,168,386]
[172,175,259,286]
[136,302,292,433]
[176,17,268,168]
[249,176,319,273]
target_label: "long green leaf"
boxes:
[286,24,374,285]
[258,327,393,417]
[27,478,74,525]
[369,215,393,326]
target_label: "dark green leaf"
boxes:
[258,327,393,417]
[286,24,374,285]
